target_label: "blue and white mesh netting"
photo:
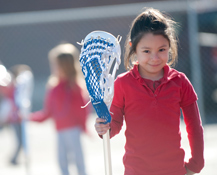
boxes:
[79,31,121,123]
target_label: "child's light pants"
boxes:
[57,127,87,175]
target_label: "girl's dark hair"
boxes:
[124,7,178,70]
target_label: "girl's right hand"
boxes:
[94,118,110,135]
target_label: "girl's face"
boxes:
[51,61,66,80]
[56,65,67,80]
[135,33,170,80]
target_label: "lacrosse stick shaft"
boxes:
[103,130,112,175]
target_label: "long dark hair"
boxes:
[124,8,178,70]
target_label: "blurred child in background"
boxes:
[0,63,12,130]
[0,63,33,165]
[30,43,89,175]
[9,64,33,165]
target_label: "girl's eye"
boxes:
[159,48,166,52]
[143,50,150,53]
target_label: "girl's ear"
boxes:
[129,41,132,47]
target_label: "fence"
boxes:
[0,0,217,124]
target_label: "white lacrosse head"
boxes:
[80,31,121,107]
[82,31,121,66]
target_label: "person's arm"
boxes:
[30,89,52,122]
[182,101,205,174]
[30,111,50,122]
[109,104,124,138]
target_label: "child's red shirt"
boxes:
[110,64,204,175]
[30,80,88,132]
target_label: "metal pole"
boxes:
[103,131,112,175]
[187,0,206,124]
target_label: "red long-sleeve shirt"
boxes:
[0,85,21,124]
[109,64,204,175]
[30,80,88,131]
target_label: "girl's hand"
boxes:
[185,167,195,175]
[94,118,110,135]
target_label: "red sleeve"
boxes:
[182,101,205,173]
[109,103,124,138]
[180,74,198,107]
[112,76,125,109]
[109,76,125,138]
[30,89,52,122]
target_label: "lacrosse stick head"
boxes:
[79,31,121,123]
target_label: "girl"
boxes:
[0,64,33,165]
[95,8,204,175]
[30,43,89,175]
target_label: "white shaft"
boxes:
[103,130,112,175]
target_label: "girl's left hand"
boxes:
[185,167,195,175]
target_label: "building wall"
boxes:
[0,0,162,13]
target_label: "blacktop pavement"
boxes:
[0,113,216,175]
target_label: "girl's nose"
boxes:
[150,53,159,60]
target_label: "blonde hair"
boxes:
[9,64,32,78]
[124,7,178,70]
[47,43,82,87]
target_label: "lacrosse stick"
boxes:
[15,70,34,175]
[78,31,121,175]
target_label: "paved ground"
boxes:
[0,113,216,175]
